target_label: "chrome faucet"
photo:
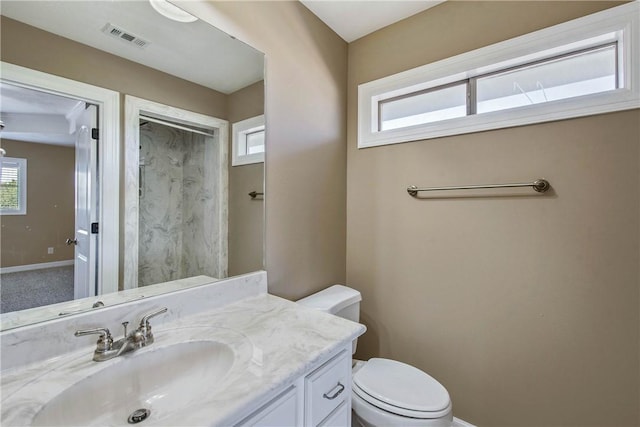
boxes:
[75,307,168,362]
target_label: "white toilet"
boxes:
[297,285,453,427]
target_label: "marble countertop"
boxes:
[1,293,365,426]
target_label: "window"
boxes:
[379,82,467,131]
[358,2,639,148]
[475,44,617,115]
[0,157,27,215]
[232,115,265,166]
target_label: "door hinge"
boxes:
[91,128,99,140]
[91,223,99,234]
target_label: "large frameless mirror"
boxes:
[0,0,265,330]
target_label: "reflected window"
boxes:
[0,157,27,215]
[245,129,265,155]
[232,115,265,166]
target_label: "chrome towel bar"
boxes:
[407,178,550,197]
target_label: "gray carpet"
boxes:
[1,266,74,313]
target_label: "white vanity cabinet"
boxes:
[237,348,351,427]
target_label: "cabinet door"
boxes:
[237,386,298,427]
[318,402,350,427]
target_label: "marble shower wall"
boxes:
[138,122,224,286]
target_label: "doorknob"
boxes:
[66,238,78,246]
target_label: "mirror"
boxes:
[0,0,265,330]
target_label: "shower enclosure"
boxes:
[138,120,220,286]
[124,97,228,290]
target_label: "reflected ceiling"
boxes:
[1,0,263,94]
[0,83,81,146]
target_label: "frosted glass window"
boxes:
[477,44,617,114]
[379,83,467,131]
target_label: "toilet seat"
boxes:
[352,358,452,419]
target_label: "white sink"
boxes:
[32,340,235,426]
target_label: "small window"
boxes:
[379,82,467,131]
[245,129,265,155]
[476,44,617,114]
[232,115,265,166]
[372,42,620,135]
[0,157,27,215]
[358,2,639,148]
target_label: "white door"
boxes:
[72,104,98,299]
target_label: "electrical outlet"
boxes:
[47,247,54,254]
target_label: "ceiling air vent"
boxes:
[101,23,150,49]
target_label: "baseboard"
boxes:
[453,416,476,427]
[0,260,74,274]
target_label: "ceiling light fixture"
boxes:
[149,0,198,23]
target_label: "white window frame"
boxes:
[0,157,27,215]
[232,114,265,166]
[358,2,640,149]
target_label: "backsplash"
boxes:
[0,271,267,371]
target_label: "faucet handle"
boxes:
[139,307,168,326]
[138,307,167,344]
[74,327,113,353]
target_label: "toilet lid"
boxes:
[353,358,451,415]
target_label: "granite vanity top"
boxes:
[1,294,365,426]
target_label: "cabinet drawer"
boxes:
[305,350,350,426]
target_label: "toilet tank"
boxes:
[297,285,361,354]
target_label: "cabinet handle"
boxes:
[323,382,345,400]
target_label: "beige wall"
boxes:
[228,81,265,277]
[347,2,638,426]
[228,81,265,123]
[184,1,348,299]
[0,140,75,267]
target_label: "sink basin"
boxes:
[32,340,235,426]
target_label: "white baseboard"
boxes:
[0,260,74,274]
[453,416,476,427]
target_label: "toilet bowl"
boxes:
[297,285,454,427]
[351,359,452,427]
